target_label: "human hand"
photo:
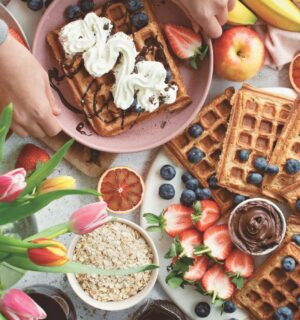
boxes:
[172,0,237,38]
[0,35,61,138]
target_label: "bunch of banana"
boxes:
[228,0,257,25]
[242,0,300,32]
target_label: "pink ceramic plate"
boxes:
[32,0,213,153]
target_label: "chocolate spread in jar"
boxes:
[229,200,284,254]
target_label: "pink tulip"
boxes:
[0,169,27,203]
[69,202,111,235]
[0,289,46,320]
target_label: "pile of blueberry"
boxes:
[159,164,176,200]
[194,300,237,318]
[64,0,95,21]
[23,0,53,11]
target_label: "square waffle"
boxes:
[263,98,300,205]
[234,216,300,320]
[217,84,294,197]
[47,0,192,136]
[165,87,236,213]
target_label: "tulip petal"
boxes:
[0,176,13,200]
[0,169,27,203]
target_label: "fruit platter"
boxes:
[1,0,300,320]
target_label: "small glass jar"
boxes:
[133,299,186,320]
[24,285,77,320]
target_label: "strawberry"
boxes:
[194,224,233,261]
[9,28,27,48]
[192,200,221,232]
[144,204,194,237]
[15,144,50,173]
[225,248,254,289]
[184,256,209,282]
[201,264,235,304]
[164,24,208,69]
[165,229,202,259]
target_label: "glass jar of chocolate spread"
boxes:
[24,285,77,320]
[132,299,186,320]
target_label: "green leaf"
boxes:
[197,45,209,61]
[143,213,160,224]
[167,276,183,288]
[0,103,13,162]
[165,242,178,259]
[233,276,244,289]
[6,256,159,276]
[214,298,225,308]
[0,189,99,225]
[146,226,162,232]
[189,56,198,70]
[0,312,7,320]
[22,139,74,195]
[0,262,26,290]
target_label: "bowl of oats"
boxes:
[67,218,159,311]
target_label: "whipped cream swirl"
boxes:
[59,13,178,112]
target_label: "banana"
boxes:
[228,0,257,25]
[242,0,300,32]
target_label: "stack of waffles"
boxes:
[234,215,300,320]
[47,0,191,136]
[166,84,299,213]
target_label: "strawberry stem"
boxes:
[212,291,217,304]
[194,247,210,256]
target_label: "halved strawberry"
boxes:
[9,28,27,48]
[192,200,221,232]
[15,144,50,173]
[184,256,210,282]
[225,248,254,289]
[195,224,233,261]
[164,24,208,69]
[201,264,235,304]
[165,229,202,259]
[144,204,194,238]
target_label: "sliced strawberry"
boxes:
[15,144,50,173]
[225,248,254,289]
[164,24,208,69]
[192,200,221,232]
[201,264,235,304]
[195,224,233,261]
[9,28,27,48]
[165,229,202,259]
[144,204,194,237]
[184,256,209,282]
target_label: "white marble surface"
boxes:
[1,1,293,319]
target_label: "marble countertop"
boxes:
[1,1,293,319]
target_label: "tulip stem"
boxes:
[0,245,27,255]
[25,223,70,241]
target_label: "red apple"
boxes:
[213,26,265,82]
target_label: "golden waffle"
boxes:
[217,84,294,197]
[47,0,192,136]
[263,98,300,205]
[165,87,236,213]
[234,215,300,320]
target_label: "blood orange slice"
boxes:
[289,53,300,93]
[98,166,145,214]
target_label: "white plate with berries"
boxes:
[140,87,297,320]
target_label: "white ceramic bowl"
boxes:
[228,198,287,256]
[67,218,159,311]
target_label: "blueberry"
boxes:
[253,157,268,171]
[160,165,176,181]
[239,150,250,162]
[181,172,193,183]
[282,256,296,272]
[180,189,196,207]
[187,148,205,163]
[292,234,300,246]
[131,12,149,30]
[27,0,43,11]
[223,301,236,313]
[185,178,199,191]
[127,0,143,13]
[65,5,83,21]
[159,184,175,200]
[195,302,210,317]
[285,159,300,175]
[234,194,246,205]
[247,173,263,185]
[274,306,293,320]
[265,165,279,175]
[79,0,95,13]
[45,0,53,8]
[208,175,218,189]
[188,124,203,138]
[296,199,300,212]
[297,296,300,305]
[195,188,212,200]
[166,69,172,83]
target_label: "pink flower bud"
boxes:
[0,288,46,320]
[0,169,27,202]
[69,202,111,235]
